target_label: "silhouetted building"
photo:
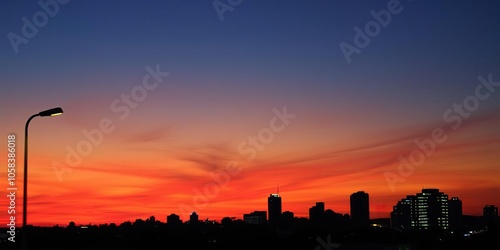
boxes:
[391,188,449,230]
[243,211,267,225]
[350,191,370,228]
[221,217,233,227]
[279,211,295,229]
[391,196,414,230]
[448,197,463,230]
[134,218,146,227]
[268,193,282,225]
[189,212,199,224]
[148,215,156,223]
[282,211,294,221]
[415,188,449,230]
[324,209,350,230]
[309,202,325,225]
[166,213,182,225]
[483,205,498,227]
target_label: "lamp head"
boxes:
[38,107,63,117]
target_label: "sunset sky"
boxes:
[1,0,500,227]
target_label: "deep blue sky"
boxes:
[2,1,500,89]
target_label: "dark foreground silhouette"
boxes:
[1,217,499,250]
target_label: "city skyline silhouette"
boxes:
[1,1,500,249]
[4,188,498,227]
[2,188,499,249]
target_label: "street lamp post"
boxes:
[22,107,63,249]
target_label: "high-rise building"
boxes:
[268,193,282,224]
[391,188,449,230]
[189,211,199,224]
[243,211,267,225]
[390,195,414,230]
[483,205,498,218]
[350,191,370,228]
[483,205,498,227]
[415,188,449,230]
[448,197,463,230]
[309,202,325,224]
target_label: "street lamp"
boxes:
[23,107,63,249]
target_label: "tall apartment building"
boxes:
[391,188,449,230]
